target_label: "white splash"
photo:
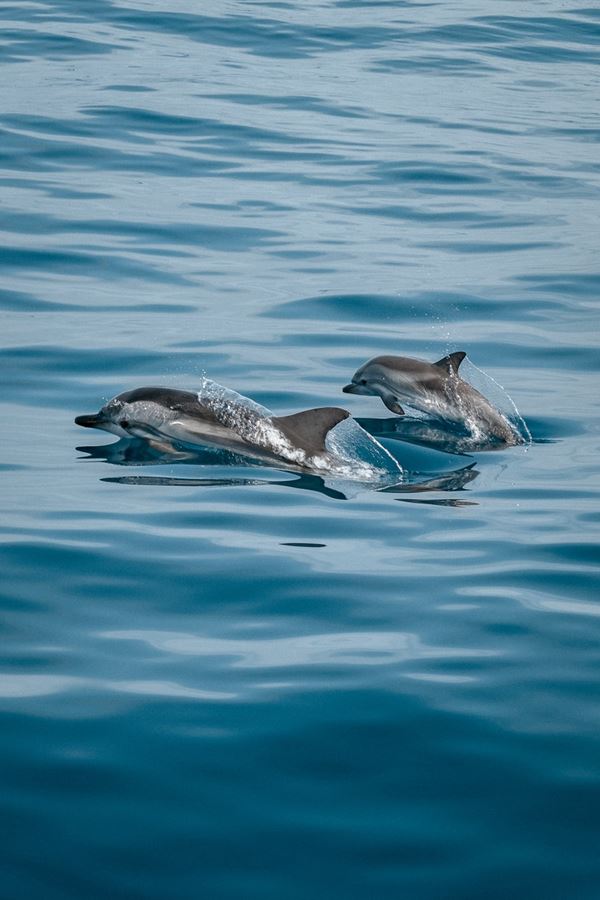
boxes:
[196,377,403,483]
[324,415,403,482]
[461,359,532,445]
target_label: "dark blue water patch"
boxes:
[533,126,600,143]
[475,13,600,63]
[208,168,370,188]
[419,240,562,254]
[78,106,342,147]
[0,538,404,619]
[371,54,498,75]
[573,7,600,19]
[205,92,369,119]
[0,123,241,178]
[578,511,600,526]
[73,5,403,59]
[262,291,568,324]
[0,346,231,406]
[392,15,600,65]
[0,1,95,24]
[0,288,76,313]
[514,78,562,88]
[334,0,431,6]
[239,199,296,212]
[0,177,112,201]
[0,245,192,285]
[342,203,551,230]
[1,111,151,144]
[478,12,600,41]
[269,250,324,260]
[0,208,281,253]
[522,416,585,442]
[8,1,600,68]
[490,166,600,197]
[0,106,362,183]
[366,158,593,198]
[398,115,519,137]
[263,292,433,321]
[0,288,195,314]
[27,0,405,63]
[513,272,600,299]
[487,41,599,65]
[493,485,596,503]
[2,689,599,900]
[373,161,489,186]
[102,84,156,93]
[0,29,118,64]
[1,345,162,384]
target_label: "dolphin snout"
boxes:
[75,414,103,428]
[343,382,373,396]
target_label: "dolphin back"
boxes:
[272,407,350,455]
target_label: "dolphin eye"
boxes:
[361,379,367,385]
[119,419,130,429]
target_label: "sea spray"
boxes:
[197,377,404,483]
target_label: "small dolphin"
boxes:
[75,386,352,471]
[343,351,521,446]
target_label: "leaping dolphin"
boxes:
[343,351,521,446]
[75,386,354,472]
[75,378,409,487]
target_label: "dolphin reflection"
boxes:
[77,438,479,502]
[358,416,508,455]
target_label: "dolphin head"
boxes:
[343,357,408,415]
[75,394,133,438]
[343,352,469,417]
[75,387,190,439]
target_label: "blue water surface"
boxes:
[1,1,600,897]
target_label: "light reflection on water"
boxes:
[100,628,498,669]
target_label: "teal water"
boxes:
[1,1,600,897]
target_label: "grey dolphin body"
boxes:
[343,352,520,446]
[75,386,350,470]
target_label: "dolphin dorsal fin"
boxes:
[433,351,466,373]
[272,407,350,454]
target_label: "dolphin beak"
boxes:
[75,413,103,429]
[343,383,373,396]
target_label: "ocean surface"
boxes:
[1,1,599,897]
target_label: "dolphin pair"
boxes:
[343,351,521,446]
[75,352,520,473]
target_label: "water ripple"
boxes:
[101,628,497,670]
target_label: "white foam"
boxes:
[196,378,404,482]
[461,359,532,445]
[325,416,403,482]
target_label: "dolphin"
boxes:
[75,386,353,472]
[343,351,521,446]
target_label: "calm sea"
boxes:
[1,1,599,897]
